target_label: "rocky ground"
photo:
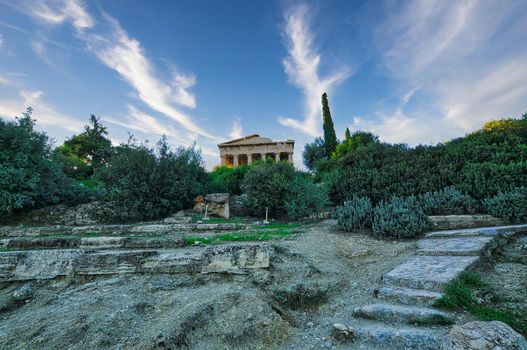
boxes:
[0,219,526,349]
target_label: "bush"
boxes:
[241,161,296,216]
[284,176,328,220]
[483,188,527,221]
[0,109,96,217]
[334,196,373,231]
[372,196,429,238]
[418,187,479,215]
[321,114,527,205]
[241,161,325,218]
[209,165,250,195]
[96,136,208,221]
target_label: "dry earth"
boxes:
[0,219,523,349]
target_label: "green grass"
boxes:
[182,228,295,245]
[435,272,527,335]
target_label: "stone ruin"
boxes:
[194,193,230,219]
[218,134,294,167]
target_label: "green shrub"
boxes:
[418,187,479,215]
[319,114,527,205]
[334,196,373,231]
[241,161,296,216]
[284,176,328,220]
[96,136,208,221]
[209,165,250,195]
[241,161,324,219]
[483,188,527,221]
[372,196,429,238]
[0,109,97,218]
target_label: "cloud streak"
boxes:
[278,4,351,137]
[229,118,243,139]
[27,0,94,31]
[353,0,527,145]
[22,0,219,141]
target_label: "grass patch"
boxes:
[183,228,296,245]
[435,272,527,335]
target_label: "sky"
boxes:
[1,0,526,169]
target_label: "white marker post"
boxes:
[204,204,209,221]
[263,207,269,224]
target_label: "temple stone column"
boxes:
[288,153,293,164]
[261,153,266,161]
[247,154,252,164]
[274,153,279,161]
[233,155,239,167]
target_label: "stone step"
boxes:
[353,303,452,325]
[0,222,245,238]
[383,255,479,291]
[425,223,527,239]
[376,286,443,307]
[0,236,186,250]
[0,243,270,282]
[417,236,495,256]
[350,323,443,350]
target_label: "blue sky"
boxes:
[1,0,526,169]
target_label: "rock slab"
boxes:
[383,255,479,291]
[441,321,527,350]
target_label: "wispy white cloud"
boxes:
[0,89,83,132]
[82,13,215,139]
[26,0,94,31]
[365,0,527,143]
[229,118,243,139]
[20,0,218,141]
[278,4,351,137]
[171,71,196,109]
[104,105,183,140]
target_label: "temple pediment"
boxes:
[218,134,294,167]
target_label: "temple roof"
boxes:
[218,134,294,146]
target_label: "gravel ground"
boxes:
[0,219,488,349]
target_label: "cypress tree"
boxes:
[345,127,351,140]
[322,92,338,157]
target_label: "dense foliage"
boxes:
[322,114,527,205]
[241,161,327,219]
[334,196,373,232]
[322,93,338,157]
[302,137,326,171]
[55,115,112,180]
[284,176,328,220]
[484,188,527,221]
[418,187,479,215]
[208,164,251,195]
[0,109,97,217]
[96,136,207,221]
[372,196,430,238]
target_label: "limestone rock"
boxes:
[205,193,229,203]
[441,321,527,350]
[12,284,33,301]
[332,323,354,341]
[194,193,230,219]
[429,215,507,231]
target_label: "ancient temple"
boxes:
[218,134,294,167]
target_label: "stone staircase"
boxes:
[336,223,527,349]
